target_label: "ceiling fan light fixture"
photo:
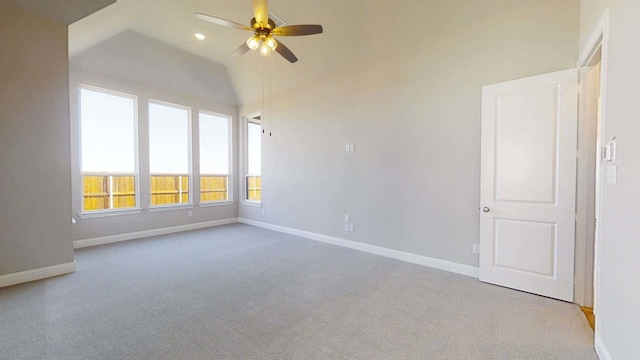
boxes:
[196,0,323,63]
[259,42,272,56]
[246,35,261,50]
[264,36,278,51]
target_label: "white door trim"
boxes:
[574,65,600,307]
[576,8,610,343]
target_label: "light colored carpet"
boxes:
[0,224,597,359]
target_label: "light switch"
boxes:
[603,138,617,162]
[472,244,480,254]
[344,214,350,222]
[606,165,617,185]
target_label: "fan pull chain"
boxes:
[269,54,272,136]
[261,55,273,137]
[262,54,265,135]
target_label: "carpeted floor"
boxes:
[0,224,597,359]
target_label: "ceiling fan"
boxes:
[195,0,323,63]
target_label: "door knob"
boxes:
[483,207,490,213]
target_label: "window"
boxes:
[199,112,231,203]
[246,116,261,202]
[149,101,191,207]
[80,87,138,212]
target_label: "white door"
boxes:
[480,69,579,302]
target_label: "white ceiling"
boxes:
[68,0,540,104]
[71,30,238,105]
[69,0,325,66]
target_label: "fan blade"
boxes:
[195,13,252,31]
[233,42,251,57]
[275,40,298,63]
[252,0,269,28]
[272,24,323,36]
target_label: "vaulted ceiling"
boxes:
[66,0,541,104]
[69,0,341,103]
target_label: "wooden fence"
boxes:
[201,176,228,202]
[246,175,261,201]
[83,173,229,211]
[150,174,189,205]
[83,174,135,211]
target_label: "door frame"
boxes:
[576,9,610,342]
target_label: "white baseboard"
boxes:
[0,262,77,288]
[238,218,479,278]
[74,218,238,249]
[595,336,613,360]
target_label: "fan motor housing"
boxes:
[251,17,276,30]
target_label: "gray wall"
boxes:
[0,3,75,274]
[238,0,580,268]
[71,31,238,106]
[579,0,640,358]
[69,68,239,240]
[69,32,239,240]
[69,31,238,240]
[6,0,115,25]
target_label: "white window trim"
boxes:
[77,84,141,215]
[198,110,234,204]
[241,112,262,205]
[148,99,194,209]
[241,200,262,207]
[147,203,195,213]
[198,200,235,208]
[79,208,143,219]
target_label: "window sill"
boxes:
[241,201,262,208]
[148,204,194,213]
[199,201,235,208]
[79,208,143,219]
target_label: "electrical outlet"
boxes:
[344,224,350,231]
[188,211,193,217]
[472,243,480,254]
[262,210,265,216]
[349,224,354,232]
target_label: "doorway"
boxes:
[479,9,609,340]
[574,22,611,334]
[575,55,601,329]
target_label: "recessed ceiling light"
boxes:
[195,33,206,41]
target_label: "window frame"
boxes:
[147,98,194,210]
[77,84,142,219]
[241,113,262,206]
[198,110,234,206]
